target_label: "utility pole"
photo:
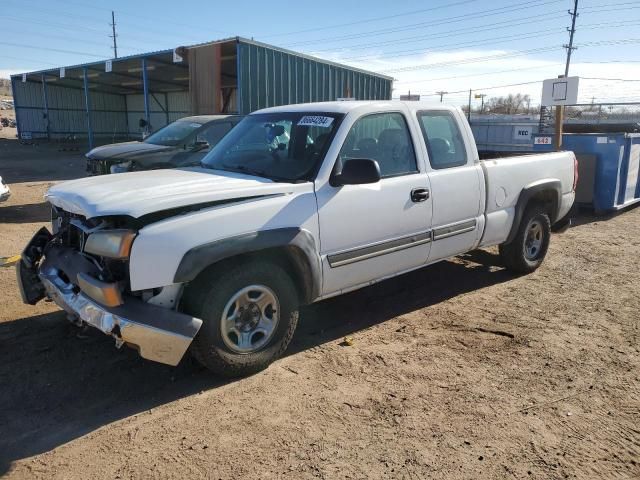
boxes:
[467,89,472,121]
[436,91,448,103]
[109,11,118,58]
[556,0,579,150]
[564,0,579,77]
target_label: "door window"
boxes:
[417,111,467,169]
[196,122,234,147]
[338,112,417,178]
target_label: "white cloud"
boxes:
[0,69,23,80]
[313,48,640,107]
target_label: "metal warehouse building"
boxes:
[11,37,393,148]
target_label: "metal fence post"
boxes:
[83,67,94,150]
[142,58,150,134]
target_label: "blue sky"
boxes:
[2,0,640,105]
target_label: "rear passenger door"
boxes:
[417,110,485,261]
[316,111,433,296]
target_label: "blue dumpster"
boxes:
[532,133,640,213]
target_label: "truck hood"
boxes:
[86,141,175,160]
[45,168,303,219]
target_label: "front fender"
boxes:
[174,228,321,303]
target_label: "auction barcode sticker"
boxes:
[534,136,553,145]
[298,116,334,128]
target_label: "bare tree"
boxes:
[484,93,532,114]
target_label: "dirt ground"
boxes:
[0,137,638,479]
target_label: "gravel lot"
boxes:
[0,137,638,479]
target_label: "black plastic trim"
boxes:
[173,228,322,303]
[505,181,562,244]
[328,231,431,268]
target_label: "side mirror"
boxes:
[331,158,381,186]
[139,118,148,128]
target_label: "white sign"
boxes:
[22,73,26,83]
[534,136,553,145]
[597,136,608,144]
[173,49,183,63]
[59,67,65,79]
[297,116,334,128]
[541,76,579,106]
[513,125,532,140]
[105,60,112,73]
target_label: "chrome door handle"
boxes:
[410,187,430,202]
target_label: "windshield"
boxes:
[144,120,204,146]
[201,112,343,182]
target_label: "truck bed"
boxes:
[479,151,576,247]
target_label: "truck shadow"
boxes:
[0,251,513,474]
[568,203,640,228]
[0,202,51,223]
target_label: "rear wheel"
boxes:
[183,261,299,377]
[499,205,551,273]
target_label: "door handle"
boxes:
[410,187,430,203]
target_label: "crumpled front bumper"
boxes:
[17,232,202,366]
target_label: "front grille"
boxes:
[86,159,101,175]
[51,207,89,251]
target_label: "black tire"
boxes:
[182,261,299,377]
[499,205,551,273]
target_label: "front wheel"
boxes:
[499,206,551,273]
[183,261,299,377]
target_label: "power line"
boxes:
[336,20,640,62]
[394,63,566,85]
[340,29,566,63]
[0,41,110,59]
[282,0,567,47]
[262,0,481,38]
[382,46,563,73]
[380,38,640,74]
[303,12,565,54]
[582,77,640,82]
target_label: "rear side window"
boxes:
[417,111,467,169]
[197,122,234,146]
[338,112,417,178]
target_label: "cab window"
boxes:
[338,112,417,178]
[417,111,467,169]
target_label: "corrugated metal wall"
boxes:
[124,91,190,137]
[236,40,392,114]
[12,79,128,140]
[12,79,192,141]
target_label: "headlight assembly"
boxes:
[110,161,132,174]
[84,230,136,259]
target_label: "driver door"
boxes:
[315,111,433,296]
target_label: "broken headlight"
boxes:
[84,230,136,259]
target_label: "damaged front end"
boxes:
[17,208,202,366]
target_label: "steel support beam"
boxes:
[41,74,50,141]
[142,58,150,134]
[83,67,94,150]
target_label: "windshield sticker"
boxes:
[297,116,334,128]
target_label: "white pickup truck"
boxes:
[17,101,576,377]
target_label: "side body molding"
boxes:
[505,180,562,244]
[173,228,322,303]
